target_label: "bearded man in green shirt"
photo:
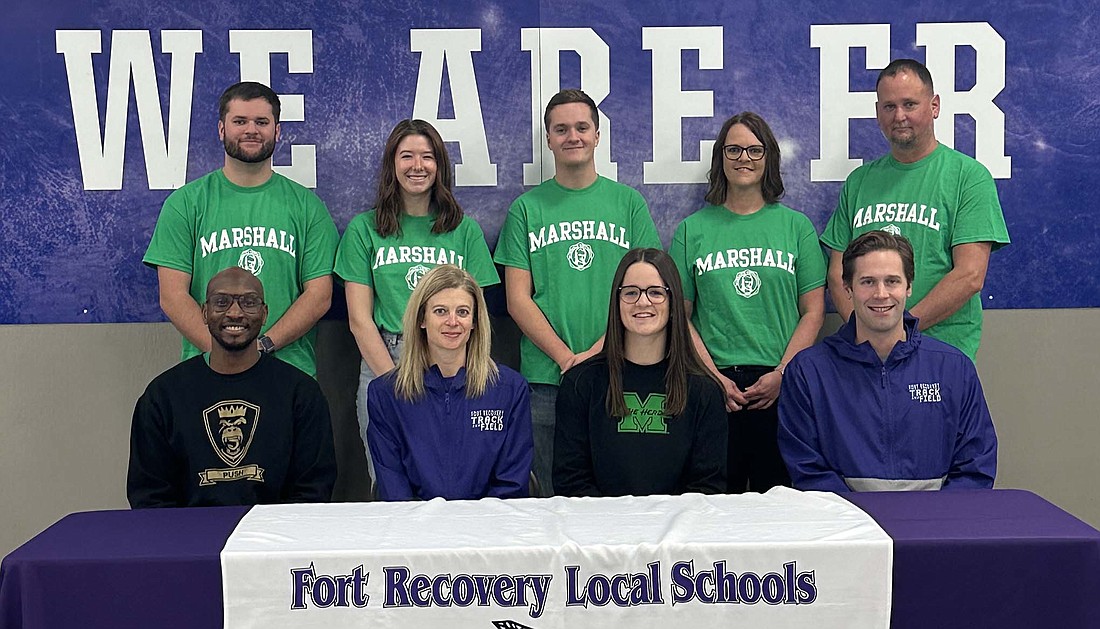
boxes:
[144,82,338,377]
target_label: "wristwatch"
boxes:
[257,334,276,354]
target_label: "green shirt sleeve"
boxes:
[668,219,696,303]
[334,213,377,287]
[820,175,856,252]
[462,217,501,287]
[493,201,531,270]
[143,190,197,274]
[630,191,662,250]
[298,194,339,284]
[795,214,827,295]
[952,162,1010,250]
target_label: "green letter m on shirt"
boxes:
[618,393,669,434]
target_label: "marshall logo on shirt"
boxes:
[199,400,264,485]
[405,264,430,290]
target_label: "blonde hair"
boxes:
[394,265,498,400]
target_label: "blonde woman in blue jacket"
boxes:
[366,265,532,500]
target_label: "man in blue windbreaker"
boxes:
[778,231,996,492]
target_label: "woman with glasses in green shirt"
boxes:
[669,112,826,493]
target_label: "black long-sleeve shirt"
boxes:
[127,355,336,508]
[554,356,727,497]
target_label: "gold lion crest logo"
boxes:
[203,400,260,467]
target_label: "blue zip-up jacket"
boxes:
[366,364,532,500]
[777,313,996,492]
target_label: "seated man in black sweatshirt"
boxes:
[127,266,336,508]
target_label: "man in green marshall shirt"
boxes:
[821,59,1009,360]
[495,89,661,495]
[144,82,339,377]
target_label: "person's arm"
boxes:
[908,242,992,330]
[126,390,185,508]
[572,335,605,367]
[682,378,728,494]
[684,300,746,411]
[776,361,850,492]
[944,364,998,490]
[366,379,416,500]
[262,275,333,351]
[284,379,337,502]
[345,282,397,375]
[825,249,852,323]
[553,370,602,497]
[504,266,578,373]
[744,287,826,410]
[488,375,533,498]
[669,223,743,412]
[276,194,339,351]
[156,266,211,353]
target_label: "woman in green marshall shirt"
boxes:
[335,120,499,480]
[669,112,826,493]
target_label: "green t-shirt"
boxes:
[334,210,500,333]
[494,176,662,385]
[143,169,339,376]
[821,143,1010,360]
[670,203,826,367]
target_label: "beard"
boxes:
[888,132,917,150]
[224,136,276,164]
[212,327,261,353]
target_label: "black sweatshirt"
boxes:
[127,355,336,508]
[554,356,727,497]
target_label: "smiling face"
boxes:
[203,268,268,352]
[421,287,475,362]
[546,101,599,170]
[619,262,670,343]
[722,123,766,194]
[876,70,940,161]
[393,133,438,203]
[845,249,912,344]
[219,98,279,164]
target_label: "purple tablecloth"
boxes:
[845,489,1100,629]
[0,506,248,629]
[2,491,1098,628]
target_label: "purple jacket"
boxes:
[778,313,996,492]
[367,364,532,500]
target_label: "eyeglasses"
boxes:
[207,293,265,313]
[722,144,766,161]
[619,285,670,304]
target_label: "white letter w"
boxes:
[56,30,201,190]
